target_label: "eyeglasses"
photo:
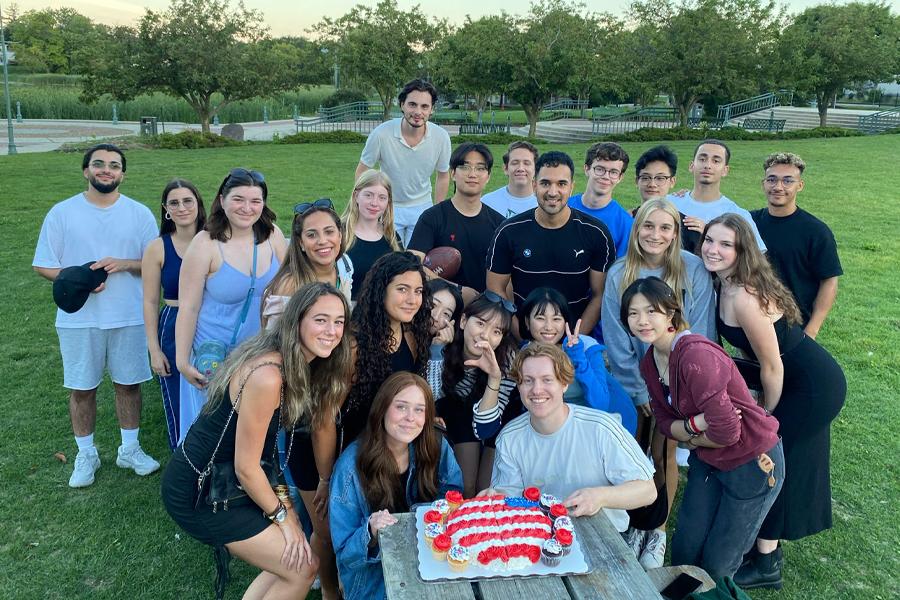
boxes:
[763,176,799,187]
[294,198,334,214]
[590,166,622,179]
[89,160,123,171]
[455,164,489,175]
[637,175,672,185]
[483,290,516,313]
[165,198,196,209]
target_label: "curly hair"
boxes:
[704,214,801,324]
[441,294,517,398]
[344,252,432,437]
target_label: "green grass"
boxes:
[0,136,898,599]
[0,84,335,122]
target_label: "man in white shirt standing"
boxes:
[355,79,451,247]
[33,144,160,488]
[481,141,539,218]
[670,139,767,250]
[491,342,656,531]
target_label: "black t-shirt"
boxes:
[392,468,411,513]
[486,208,616,320]
[751,207,842,325]
[346,236,397,301]
[408,200,504,292]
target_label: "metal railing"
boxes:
[591,107,678,136]
[858,107,900,134]
[716,90,793,124]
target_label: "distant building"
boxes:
[0,43,14,65]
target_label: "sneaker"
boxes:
[639,529,667,570]
[622,527,646,558]
[734,547,783,590]
[310,576,321,590]
[69,447,101,488]
[116,444,160,476]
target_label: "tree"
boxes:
[780,2,900,127]
[312,0,445,120]
[629,0,784,125]
[433,15,513,122]
[558,11,627,117]
[81,0,303,132]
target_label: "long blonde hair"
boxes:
[620,198,690,307]
[205,283,351,429]
[342,169,401,252]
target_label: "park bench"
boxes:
[687,117,726,129]
[742,118,786,132]
[458,123,512,135]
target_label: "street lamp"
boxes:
[0,2,17,155]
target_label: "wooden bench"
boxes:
[741,118,786,132]
[646,565,717,593]
[379,510,664,599]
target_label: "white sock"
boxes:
[75,433,95,452]
[120,428,139,450]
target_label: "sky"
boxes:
[8,0,900,37]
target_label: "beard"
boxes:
[89,175,121,194]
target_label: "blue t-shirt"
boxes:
[568,195,633,259]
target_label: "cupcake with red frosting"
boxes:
[445,490,464,511]
[431,533,451,560]
[555,528,574,556]
[539,493,559,515]
[550,503,568,519]
[423,510,442,525]
[523,486,541,502]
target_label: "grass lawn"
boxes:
[0,135,898,599]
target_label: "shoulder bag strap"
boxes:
[229,238,258,347]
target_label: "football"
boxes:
[424,246,462,280]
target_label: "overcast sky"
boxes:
[10,0,900,37]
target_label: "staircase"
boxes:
[730,106,882,131]
[858,107,900,133]
[717,91,792,123]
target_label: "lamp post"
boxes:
[0,2,17,155]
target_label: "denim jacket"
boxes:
[329,437,463,600]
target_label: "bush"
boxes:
[451,133,546,145]
[593,125,864,143]
[275,130,368,144]
[321,89,368,109]
[156,131,243,149]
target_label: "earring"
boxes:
[164,212,172,221]
[667,326,676,332]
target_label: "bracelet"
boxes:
[319,476,331,484]
[683,418,699,437]
[486,382,500,392]
[689,415,701,435]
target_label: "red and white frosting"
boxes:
[443,495,553,571]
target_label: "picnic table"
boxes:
[379,509,665,599]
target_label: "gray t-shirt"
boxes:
[359,119,451,208]
[669,192,766,251]
[481,186,538,218]
[491,404,654,532]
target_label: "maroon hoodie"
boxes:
[639,334,779,472]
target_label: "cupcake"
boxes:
[423,510,443,525]
[447,544,470,572]
[424,522,445,548]
[553,516,574,533]
[445,490,464,511]
[539,493,559,515]
[431,499,451,522]
[555,528,573,556]
[541,538,563,567]
[549,503,568,519]
[431,533,452,561]
[523,486,541,503]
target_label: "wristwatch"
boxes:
[266,501,288,524]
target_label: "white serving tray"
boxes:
[413,505,592,582]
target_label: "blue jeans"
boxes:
[671,439,784,579]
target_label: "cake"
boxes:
[447,544,470,572]
[443,494,553,571]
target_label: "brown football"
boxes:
[423,246,462,280]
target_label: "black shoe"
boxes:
[734,547,783,590]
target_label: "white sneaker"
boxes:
[622,527,646,558]
[116,444,160,476]
[311,576,321,590]
[639,529,667,570]
[69,447,101,488]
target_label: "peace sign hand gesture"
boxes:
[565,319,583,348]
[464,340,502,380]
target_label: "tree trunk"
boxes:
[816,92,829,127]
[524,104,541,138]
[377,88,393,122]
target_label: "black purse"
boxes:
[183,361,294,512]
[627,419,669,531]
[732,356,763,392]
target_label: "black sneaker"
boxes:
[734,547,783,590]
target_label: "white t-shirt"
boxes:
[668,192,767,251]
[33,192,157,329]
[359,119,451,208]
[481,186,538,219]
[491,404,654,532]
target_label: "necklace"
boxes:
[653,349,670,385]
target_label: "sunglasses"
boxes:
[294,198,334,215]
[228,168,265,183]
[483,290,516,313]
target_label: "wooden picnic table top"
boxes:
[379,509,664,600]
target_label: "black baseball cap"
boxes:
[52,262,109,313]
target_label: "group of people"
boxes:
[33,77,846,600]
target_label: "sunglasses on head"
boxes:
[483,290,516,313]
[228,168,265,184]
[294,198,334,215]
